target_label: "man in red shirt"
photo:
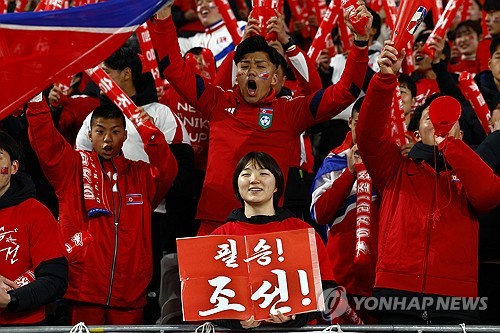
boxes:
[0,131,68,325]
[154,2,372,234]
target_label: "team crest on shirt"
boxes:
[259,108,273,129]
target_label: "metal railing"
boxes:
[2,325,500,333]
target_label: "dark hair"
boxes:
[484,0,500,12]
[104,46,143,89]
[414,31,451,64]
[367,6,381,41]
[491,36,500,56]
[232,152,284,208]
[455,20,483,38]
[398,73,417,98]
[351,96,365,117]
[234,35,281,70]
[407,93,444,131]
[185,46,204,56]
[474,0,483,10]
[90,104,126,129]
[0,131,20,163]
[415,31,431,45]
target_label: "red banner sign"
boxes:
[177,228,324,321]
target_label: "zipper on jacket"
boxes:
[421,175,438,293]
[106,159,121,306]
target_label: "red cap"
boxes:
[428,96,461,137]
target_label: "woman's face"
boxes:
[454,26,479,56]
[238,161,277,207]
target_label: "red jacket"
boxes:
[26,100,177,308]
[357,73,499,298]
[211,208,335,282]
[155,17,367,225]
[0,198,65,325]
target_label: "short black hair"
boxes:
[491,36,500,56]
[455,20,483,38]
[185,46,204,57]
[90,104,126,129]
[484,0,500,12]
[415,31,431,45]
[414,31,451,64]
[351,96,365,117]
[408,93,444,131]
[234,35,281,70]
[0,130,20,162]
[233,152,284,208]
[367,6,381,41]
[104,46,143,89]
[276,52,288,73]
[398,73,417,98]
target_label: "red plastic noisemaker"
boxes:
[428,96,461,137]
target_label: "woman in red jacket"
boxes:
[212,151,337,329]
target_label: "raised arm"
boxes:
[438,137,499,213]
[356,42,405,192]
[129,109,178,209]
[266,11,322,96]
[284,5,372,133]
[26,95,78,193]
[154,5,225,121]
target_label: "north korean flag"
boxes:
[0,0,170,120]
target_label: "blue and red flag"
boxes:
[0,0,169,120]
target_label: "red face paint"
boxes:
[0,167,8,174]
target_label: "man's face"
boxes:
[196,0,222,27]
[88,117,127,160]
[236,51,277,104]
[0,149,18,197]
[469,1,482,21]
[485,11,500,37]
[267,41,286,94]
[101,63,127,90]
[400,84,415,116]
[489,46,500,83]
[416,108,463,145]
[454,26,480,56]
[413,40,432,73]
[348,111,359,144]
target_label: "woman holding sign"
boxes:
[211,152,359,329]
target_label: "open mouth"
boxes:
[247,80,257,97]
[414,54,424,62]
[103,146,113,154]
[200,8,209,16]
